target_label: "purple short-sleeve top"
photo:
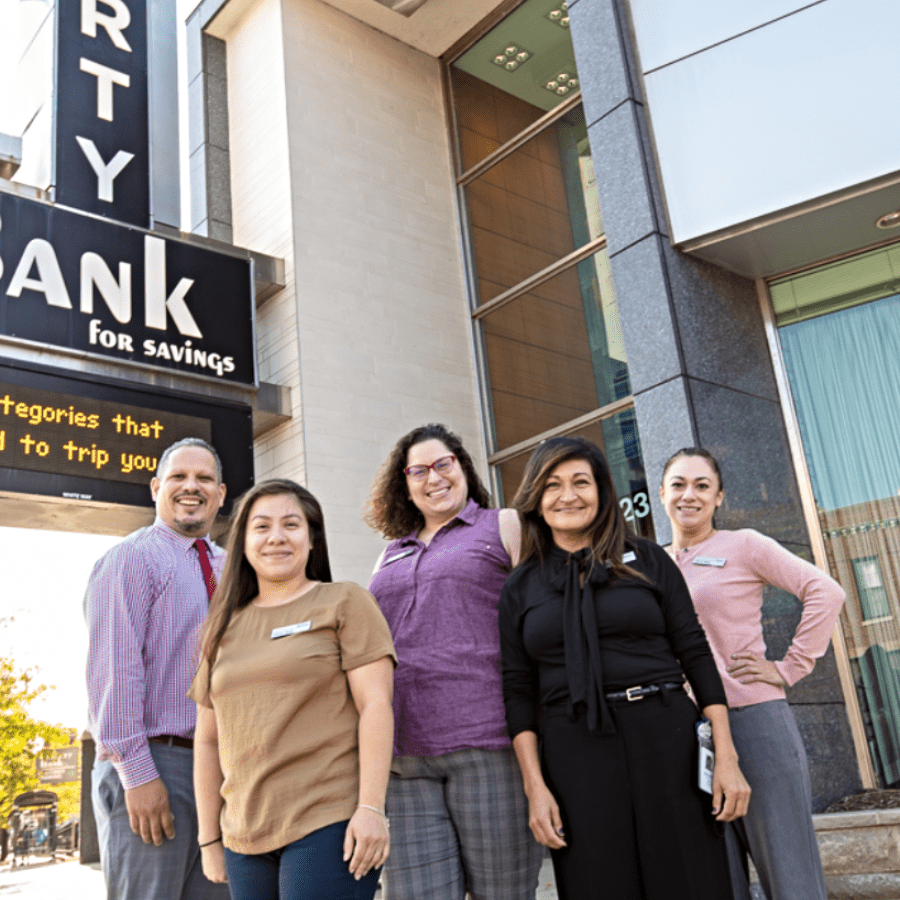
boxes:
[368,499,513,757]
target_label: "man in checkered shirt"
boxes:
[85,437,229,899]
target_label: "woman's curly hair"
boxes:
[365,424,492,539]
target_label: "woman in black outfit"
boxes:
[499,437,749,900]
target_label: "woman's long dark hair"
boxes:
[364,423,492,539]
[199,479,333,677]
[513,436,641,580]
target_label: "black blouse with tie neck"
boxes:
[499,537,726,739]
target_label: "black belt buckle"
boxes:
[625,685,644,702]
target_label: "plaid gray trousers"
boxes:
[382,747,544,900]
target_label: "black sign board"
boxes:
[56,0,150,227]
[0,360,253,510]
[37,748,80,785]
[0,193,256,385]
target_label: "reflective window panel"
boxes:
[481,250,628,452]
[465,105,602,305]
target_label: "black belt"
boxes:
[604,682,685,704]
[149,734,194,749]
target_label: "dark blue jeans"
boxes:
[223,821,381,900]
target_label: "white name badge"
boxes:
[271,620,312,640]
[623,551,637,563]
[383,549,415,566]
[693,556,727,567]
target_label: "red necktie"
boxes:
[194,540,217,602]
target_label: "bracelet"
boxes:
[199,836,222,848]
[357,804,388,820]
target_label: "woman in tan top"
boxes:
[191,479,396,900]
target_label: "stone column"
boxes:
[567,0,860,808]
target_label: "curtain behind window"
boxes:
[780,292,900,785]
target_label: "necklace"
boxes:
[669,528,716,558]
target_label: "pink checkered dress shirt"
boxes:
[84,518,225,789]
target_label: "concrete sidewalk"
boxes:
[0,858,104,899]
[0,854,557,899]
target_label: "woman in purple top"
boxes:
[366,423,544,900]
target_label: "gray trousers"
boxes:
[726,700,828,900]
[383,748,544,900]
[92,742,229,900]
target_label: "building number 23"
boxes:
[620,492,651,523]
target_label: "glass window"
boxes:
[448,0,650,540]
[775,243,900,786]
[465,105,603,305]
[853,557,891,621]
[481,248,628,450]
[770,243,900,325]
[781,292,900,511]
[450,0,578,171]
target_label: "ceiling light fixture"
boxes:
[544,71,579,96]
[491,44,532,73]
[546,2,570,28]
[876,210,900,229]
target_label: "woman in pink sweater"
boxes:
[660,448,845,900]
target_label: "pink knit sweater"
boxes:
[671,529,845,708]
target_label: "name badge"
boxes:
[383,549,415,566]
[693,556,726,567]
[623,551,637,563]
[271,620,312,640]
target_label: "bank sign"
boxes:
[0,0,256,386]
[56,0,150,226]
[37,747,80,785]
[0,194,255,383]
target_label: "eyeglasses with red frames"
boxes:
[403,455,457,481]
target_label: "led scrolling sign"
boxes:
[0,381,210,486]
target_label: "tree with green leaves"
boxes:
[0,654,73,822]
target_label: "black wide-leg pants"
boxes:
[541,692,733,900]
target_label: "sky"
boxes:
[0,526,119,731]
[0,0,50,136]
